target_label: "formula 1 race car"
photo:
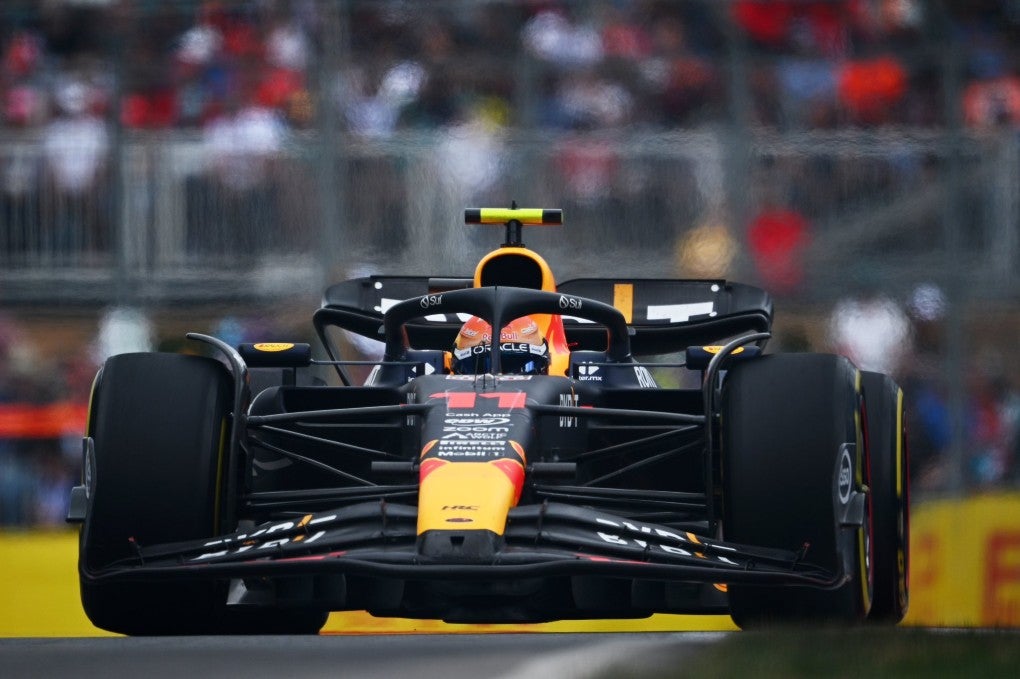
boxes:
[68,208,909,635]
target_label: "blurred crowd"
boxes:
[0,312,90,527]
[2,0,1020,526]
[2,1,1017,259]
[2,0,1019,137]
[823,283,1020,494]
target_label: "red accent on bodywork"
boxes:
[419,457,446,483]
[492,458,525,504]
[544,315,570,355]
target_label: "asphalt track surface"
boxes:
[0,632,726,679]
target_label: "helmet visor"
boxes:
[453,341,549,375]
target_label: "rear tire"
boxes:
[721,353,872,628]
[862,371,909,624]
[79,352,327,635]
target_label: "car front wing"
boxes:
[79,501,847,592]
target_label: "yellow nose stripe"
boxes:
[417,462,518,535]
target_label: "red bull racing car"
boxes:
[68,208,909,634]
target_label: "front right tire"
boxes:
[721,353,873,628]
[862,371,909,624]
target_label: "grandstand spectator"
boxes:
[776,56,839,128]
[967,367,1019,488]
[964,72,1020,128]
[747,203,811,295]
[26,445,72,526]
[121,31,179,130]
[265,11,310,73]
[900,363,951,490]
[172,3,227,126]
[170,1,315,128]
[0,315,63,525]
[188,90,286,257]
[522,5,602,69]
[731,0,859,56]
[642,15,723,127]
[258,10,313,127]
[434,96,509,200]
[0,446,33,525]
[599,4,652,61]
[40,74,110,258]
[340,60,428,137]
[2,29,47,128]
[732,0,794,52]
[836,55,908,126]
[92,306,154,365]
[555,135,619,205]
[0,31,46,255]
[827,285,913,377]
[552,67,634,130]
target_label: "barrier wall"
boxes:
[3,493,1019,636]
[903,493,1020,628]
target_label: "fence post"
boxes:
[934,1,969,496]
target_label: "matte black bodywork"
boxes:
[71,276,863,624]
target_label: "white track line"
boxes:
[497,632,729,679]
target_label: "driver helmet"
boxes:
[452,316,550,375]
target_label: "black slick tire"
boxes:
[79,352,326,635]
[862,371,909,624]
[721,353,873,628]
